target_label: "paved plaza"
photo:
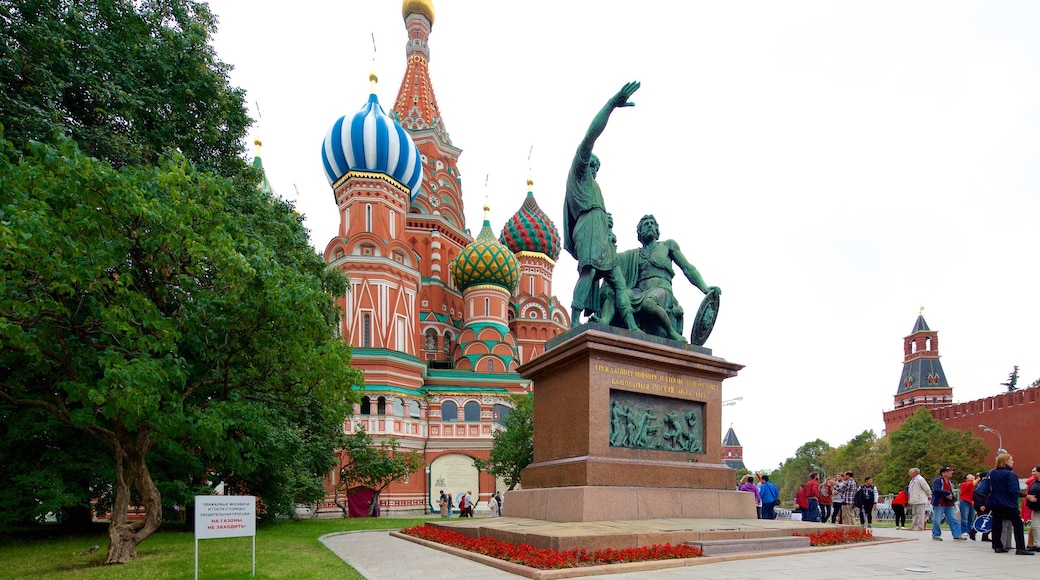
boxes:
[321,522,1038,579]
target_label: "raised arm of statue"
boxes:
[563,82,642,332]
[574,81,641,165]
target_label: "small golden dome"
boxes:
[402,0,435,25]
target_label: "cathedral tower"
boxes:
[500,178,570,362]
[450,205,521,372]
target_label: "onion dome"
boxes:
[320,81,423,201]
[500,179,561,261]
[451,206,520,292]
[402,0,435,24]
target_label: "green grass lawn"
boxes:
[0,517,429,580]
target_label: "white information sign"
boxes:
[194,495,256,578]
[195,495,256,539]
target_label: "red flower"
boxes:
[794,527,874,546]
[400,524,702,569]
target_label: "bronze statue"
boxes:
[563,82,641,330]
[599,215,720,342]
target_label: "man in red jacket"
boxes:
[805,472,822,523]
[795,483,809,520]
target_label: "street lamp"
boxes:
[978,424,1006,454]
[722,397,743,407]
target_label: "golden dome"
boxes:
[402,0,435,25]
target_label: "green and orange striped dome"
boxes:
[451,211,520,293]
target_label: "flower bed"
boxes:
[794,526,874,546]
[400,524,702,569]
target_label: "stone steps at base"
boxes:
[689,536,811,555]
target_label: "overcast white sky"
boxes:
[207,0,1039,472]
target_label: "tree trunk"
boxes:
[333,484,349,518]
[105,429,163,564]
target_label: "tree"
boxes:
[473,393,533,491]
[771,439,832,503]
[1001,365,1020,392]
[0,402,114,530]
[822,430,888,484]
[335,427,424,517]
[876,408,988,493]
[0,136,360,563]
[1,0,360,563]
[0,0,250,175]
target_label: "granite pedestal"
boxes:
[503,325,752,522]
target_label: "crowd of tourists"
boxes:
[740,454,1040,556]
[436,490,503,518]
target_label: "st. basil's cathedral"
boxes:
[308,0,569,515]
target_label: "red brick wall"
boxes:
[886,386,1040,475]
[933,387,1040,473]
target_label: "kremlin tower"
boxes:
[883,310,953,433]
[721,425,745,470]
[316,0,568,516]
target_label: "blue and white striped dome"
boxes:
[321,92,423,200]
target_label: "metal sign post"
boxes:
[194,495,257,579]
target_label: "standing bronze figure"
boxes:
[563,81,641,330]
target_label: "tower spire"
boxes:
[394,0,450,144]
[369,33,378,93]
[483,174,490,223]
[527,145,534,191]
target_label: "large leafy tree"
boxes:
[771,439,832,503]
[821,430,889,486]
[876,408,988,493]
[335,427,424,517]
[0,0,359,564]
[0,402,114,530]
[0,135,360,563]
[0,0,250,174]
[473,393,533,491]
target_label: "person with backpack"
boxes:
[973,471,993,542]
[456,491,467,517]
[987,453,1033,555]
[758,474,780,520]
[855,477,878,528]
[931,466,965,540]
